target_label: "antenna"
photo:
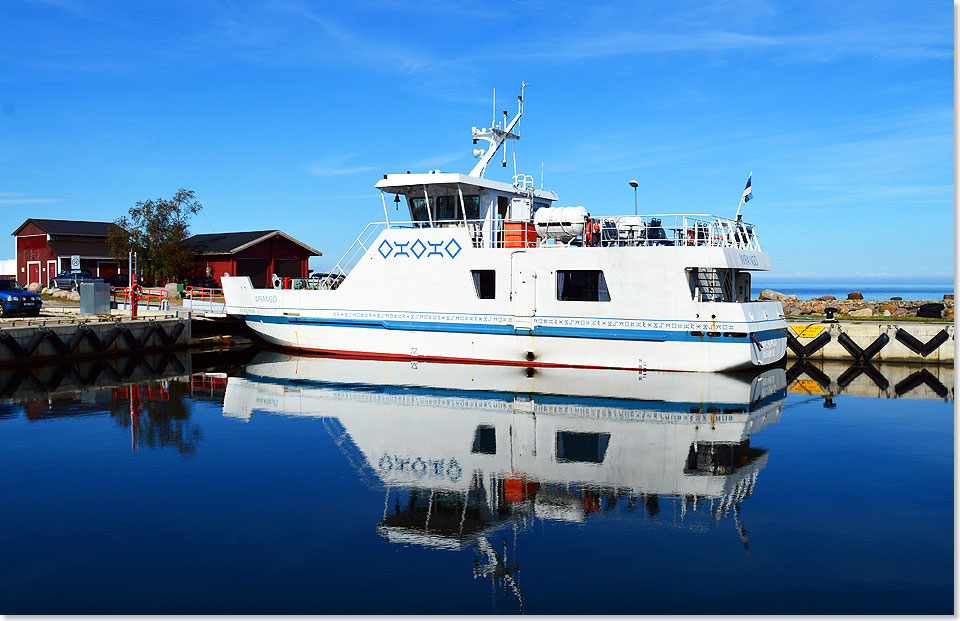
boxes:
[492,88,496,129]
[540,162,544,189]
[470,82,527,178]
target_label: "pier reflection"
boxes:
[223,352,787,612]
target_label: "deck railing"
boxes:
[319,214,761,289]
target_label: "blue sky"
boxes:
[0,0,953,280]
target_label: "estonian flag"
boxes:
[742,174,753,203]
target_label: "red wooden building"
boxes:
[183,230,321,288]
[12,219,122,287]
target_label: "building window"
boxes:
[556,270,610,301]
[471,270,496,299]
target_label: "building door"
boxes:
[273,259,302,279]
[235,258,270,288]
[98,261,119,277]
[510,252,536,332]
[46,260,57,286]
[27,261,40,286]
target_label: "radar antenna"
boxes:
[470,82,529,178]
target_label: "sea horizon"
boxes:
[751,276,954,302]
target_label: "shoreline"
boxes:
[759,289,954,320]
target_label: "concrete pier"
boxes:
[785,320,953,364]
[0,312,191,366]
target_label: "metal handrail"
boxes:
[318,214,763,290]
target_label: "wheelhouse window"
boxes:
[557,270,610,302]
[409,197,433,226]
[410,194,481,224]
[435,196,456,221]
[462,195,480,220]
[471,270,496,299]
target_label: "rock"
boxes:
[52,290,66,299]
[758,289,784,301]
[839,305,849,314]
[878,303,897,314]
[67,291,81,301]
[816,295,837,301]
[781,294,798,304]
[784,305,802,315]
[800,303,816,315]
[164,283,182,300]
[944,294,954,301]
[847,291,863,300]
[40,287,50,295]
[882,310,891,316]
[890,296,902,301]
[849,307,874,317]
[946,308,955,320]
[893,308,909,317]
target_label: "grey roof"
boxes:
[13,218,119,237]
[182,230,322,256]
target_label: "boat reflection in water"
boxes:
[223,352,786,610]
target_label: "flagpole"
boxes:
[734,170,752,221]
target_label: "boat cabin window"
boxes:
[409,194,481,225]
[471,270,496,299]
[556,431,610,463]
[410,197,432,226]
[463,195,480,220]
[471,425,496,454]
[686,267,736,302]
[557,270,611,302]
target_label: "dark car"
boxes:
[183,277,219,289]
[0,279,42,317]
[102,273,131,287]
[49,269,94,291]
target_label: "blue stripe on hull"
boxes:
[246,314,786,344]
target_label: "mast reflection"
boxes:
[223,352,786,611]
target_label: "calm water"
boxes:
[0,349,953,614]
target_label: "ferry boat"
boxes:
[221,86,787,372]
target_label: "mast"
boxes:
[469,82,529,178]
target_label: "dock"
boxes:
[784,319,953,364]
[0,310,191,366]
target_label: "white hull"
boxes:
[244,316,786,372]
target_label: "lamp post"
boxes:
[628,179,638,216]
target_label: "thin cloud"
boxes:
[406,151,466,170]
[0,195,61,204]
[304,155,376,177]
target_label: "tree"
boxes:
[108,189,202,284]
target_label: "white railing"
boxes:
[592,214,762,251]
[319,214,761,289]
[319,221,387,289]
